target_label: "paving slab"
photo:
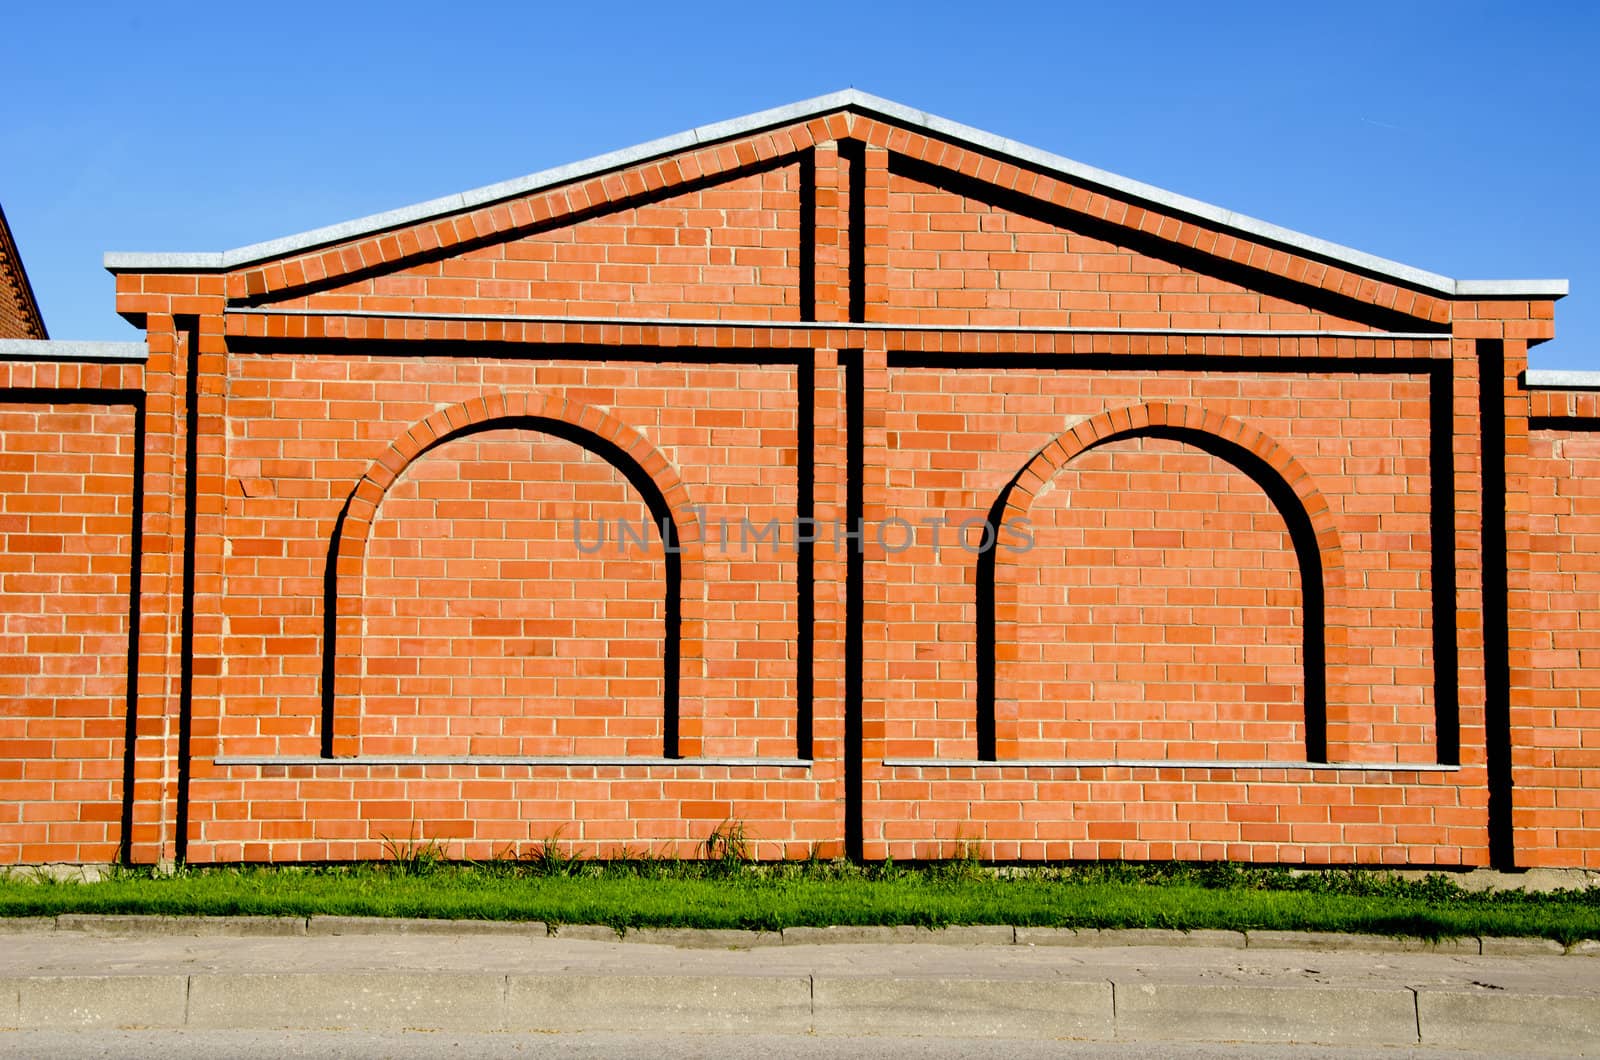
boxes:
[506,973,811,1034]
[812,975,1112,1038]
[1114,982,1419,1045]
[14,975,188,1029]
[188,972,504,1031]
[1417,989,1600,1053]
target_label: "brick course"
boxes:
[1,95,1589,867]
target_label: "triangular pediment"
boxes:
[106,91,1565,330]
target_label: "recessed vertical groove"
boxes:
[1480,339,1514,867]
[798,149,816,323]
[842,141,866,324]
[1430,363,1460,765]
[118,392,146,865]
[175,318,200,864]
[843,349,864,860]
[796,349,815,760]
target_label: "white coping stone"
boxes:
[102,90,1567,301]
[0,340,147,361]
[213,755,809,768]
[881,758,1461,772]
[1526,369,1600,390]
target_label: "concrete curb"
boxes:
[3,970,1597,1046]
[1,918,1596,1045]
[5,915,1595,955]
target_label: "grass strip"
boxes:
[3,859,1597,944]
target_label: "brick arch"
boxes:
[975,402,1347,764]
[320,391,704,758]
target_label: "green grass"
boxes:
[4,854,1598,945]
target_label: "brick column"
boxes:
[810,145,850,323]
[127,313,187,865]
[809,343,848,857]
[181,313,229,862]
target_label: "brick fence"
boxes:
[3,92,1594,868]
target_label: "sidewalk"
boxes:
[0,917,1596,1051]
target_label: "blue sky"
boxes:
[4,1,1596,367]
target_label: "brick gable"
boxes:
[1,92,1584,867]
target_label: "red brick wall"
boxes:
[355,428,667,758]
[1516,410,1600,867]
[1,105,1588,869]
[0,361,140,862]
[273,166,803,321]
[875,369,1438,765]
[864,362,1468,864]
[996,436,1305,761]
[881,168,1375,331]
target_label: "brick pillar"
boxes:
[859,145,889,319]
[127,314,188,865]
[181,314,229,862]
[811,145,849,324]
[1443,333,1490,865]
[810,343,848,857]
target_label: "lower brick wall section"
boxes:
[1516,426,1600,868]
[0,398,137,864]
[867,765,1485,864]
[4,352,1600,869]
[185,764,838,862]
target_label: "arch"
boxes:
[320,391,703,758]
[975,402,1346,763]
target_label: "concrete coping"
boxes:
[213,756,811,768]
[102,89,1567,301]
[0,339,148,362]
[1526,369,1600,390]
[883,758,1462,772]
